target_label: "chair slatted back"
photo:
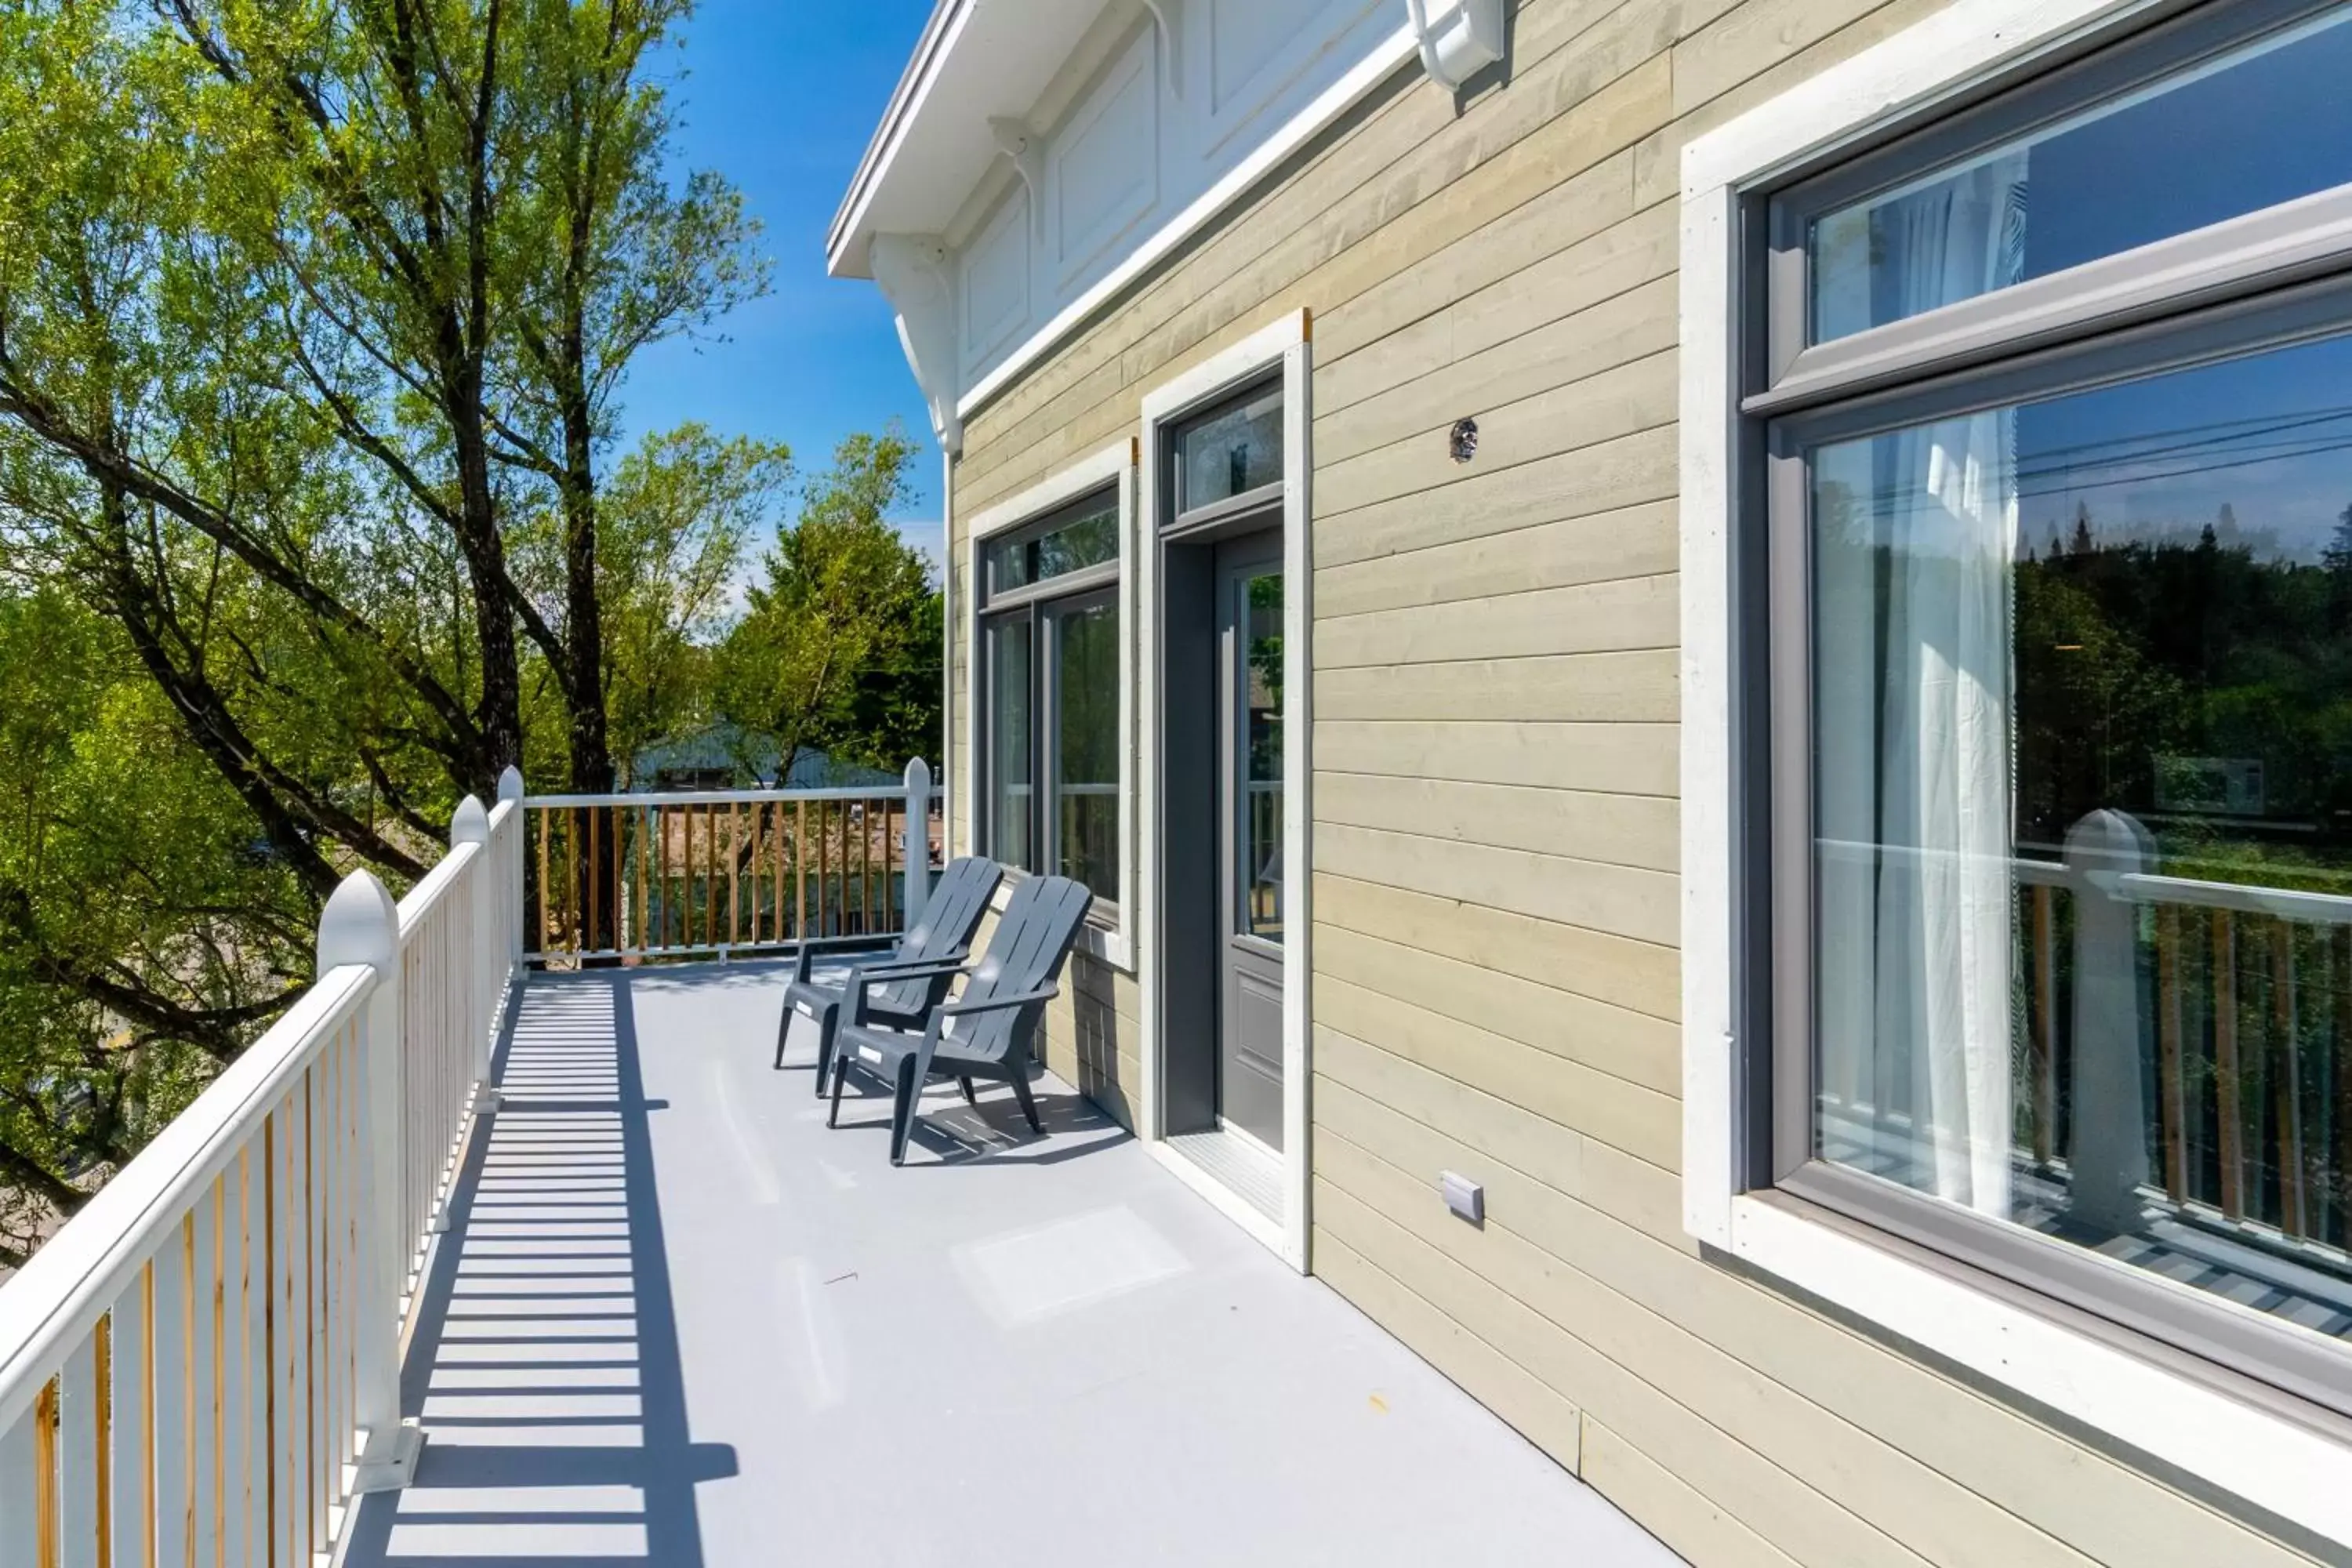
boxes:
[942,875,1094,1062]
[869,857,1002,1017]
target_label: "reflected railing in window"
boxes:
[1817,818,2352,1337]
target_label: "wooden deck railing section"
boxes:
[524,760,938,966]
[0,772,527,1566]
[1829,811,2352,1260]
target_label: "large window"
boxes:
[976,489,1122,908]
[1748,0,2352,1415]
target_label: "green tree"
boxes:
[716,430,940,781]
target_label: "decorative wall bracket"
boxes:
[1142,0,1184,101]
[868,234,964,456]
[989,118,1049,241]
[1403,0,1504,92]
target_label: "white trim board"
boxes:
[961,441,1139,973]
[1676,0,2352,1549]
[956,26,1417,419]
[1136,310,1314,1274]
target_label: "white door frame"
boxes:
[1136,310,1314,1271]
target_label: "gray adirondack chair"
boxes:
[775,855,1003,1096]
[827,873,1094,1165]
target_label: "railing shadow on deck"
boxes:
[340,973,735,1566]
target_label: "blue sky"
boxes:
[615,0,942,561]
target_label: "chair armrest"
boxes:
[850,960,977,1027]
[940,984,1059,1018]
[849,949,971,981]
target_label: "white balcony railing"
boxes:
[0,771,526,1564]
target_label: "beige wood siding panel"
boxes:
[1312,869,1680,1024]
[1316,347,1680,521]
[1316,649,1679,724]
[1315,1032,1589,1200]
[1319,276,1680,468]
[1315,573,1678,669]
[1323,1059,2317,1568]
[1314,718,1679,797]
[1314,820,1679,947]
[1315,498,1679,621]
[1314,771,1680,874]
[1313,1178,1935,1568]
[1318,1134,2102,1568]
[1316,975,1681,1171]
[1317,916,1682,1092]
[1311,1231,1591,1473]
[1583,1414,1805,1568]
[1314,423,1679,573]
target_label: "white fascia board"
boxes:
[1678,0,2352,1548]
[956,24,1421,419]
[829,0,975,277]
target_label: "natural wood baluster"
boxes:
[2215,909,2244,1220]
[634,806,648,956]
[589,806,602,958]
[730,802,742,949]
[2155,903,2186,1201]
[773,801,786,943]
[2273,919,2307,1237]
[885,798,898,932]
[818,802,832,939]
[2030,884,2056,1165]
[535,808,550,957]
[796,800,808,942]
[568,808,583,960]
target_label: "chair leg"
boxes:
[889,1057,922,1167]
[811,1026,833,1098]
[773,1009,788,1070]
[1008,1069,1044,1134]
[959,1076,977,1107]
[827,1052,851,1128]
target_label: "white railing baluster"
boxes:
[108,1276,149,1568]
[187,1183,220,1566]
[56,1330,96,1568]
[217,1155,252,1568]
[150,1218,191,1568]
[0,1392,37,1568]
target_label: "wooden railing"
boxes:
[0,774,526,1564]
[524,760,938,967]
[1825,811,2352,1259]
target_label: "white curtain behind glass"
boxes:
[1813,155,2026,1216]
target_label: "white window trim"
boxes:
[1137,310,1314,1272]
[1679,0,2352,1548]
[962,441,1138,971]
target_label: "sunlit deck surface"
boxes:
[339,962,1676,1566]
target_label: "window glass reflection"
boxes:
[1808,7,2352,343]
[1807,329,2352,1337]
[1177,387,1283,512]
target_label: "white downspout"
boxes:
[938,444,956,858]
[1403,0,1504,91]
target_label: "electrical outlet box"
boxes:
[1440,1171,1484,1225]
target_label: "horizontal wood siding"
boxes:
[941,0,2325,1560]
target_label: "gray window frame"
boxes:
[975,487,1123,916]
[1740,0,2352,1421]
[1166,377,1287,533]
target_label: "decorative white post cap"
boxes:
[497,765,525,803]
[317,869,399,975]
[450,794,490,848]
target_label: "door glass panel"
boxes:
[1051,597,1120,901]
[1176,385,1284,513]
[1806,5,2352,345]
[985,615,1034,872]
[1240,568,1283,940]
[1803,328,2352,1334]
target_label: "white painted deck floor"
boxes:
[339,962,1678,1567]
